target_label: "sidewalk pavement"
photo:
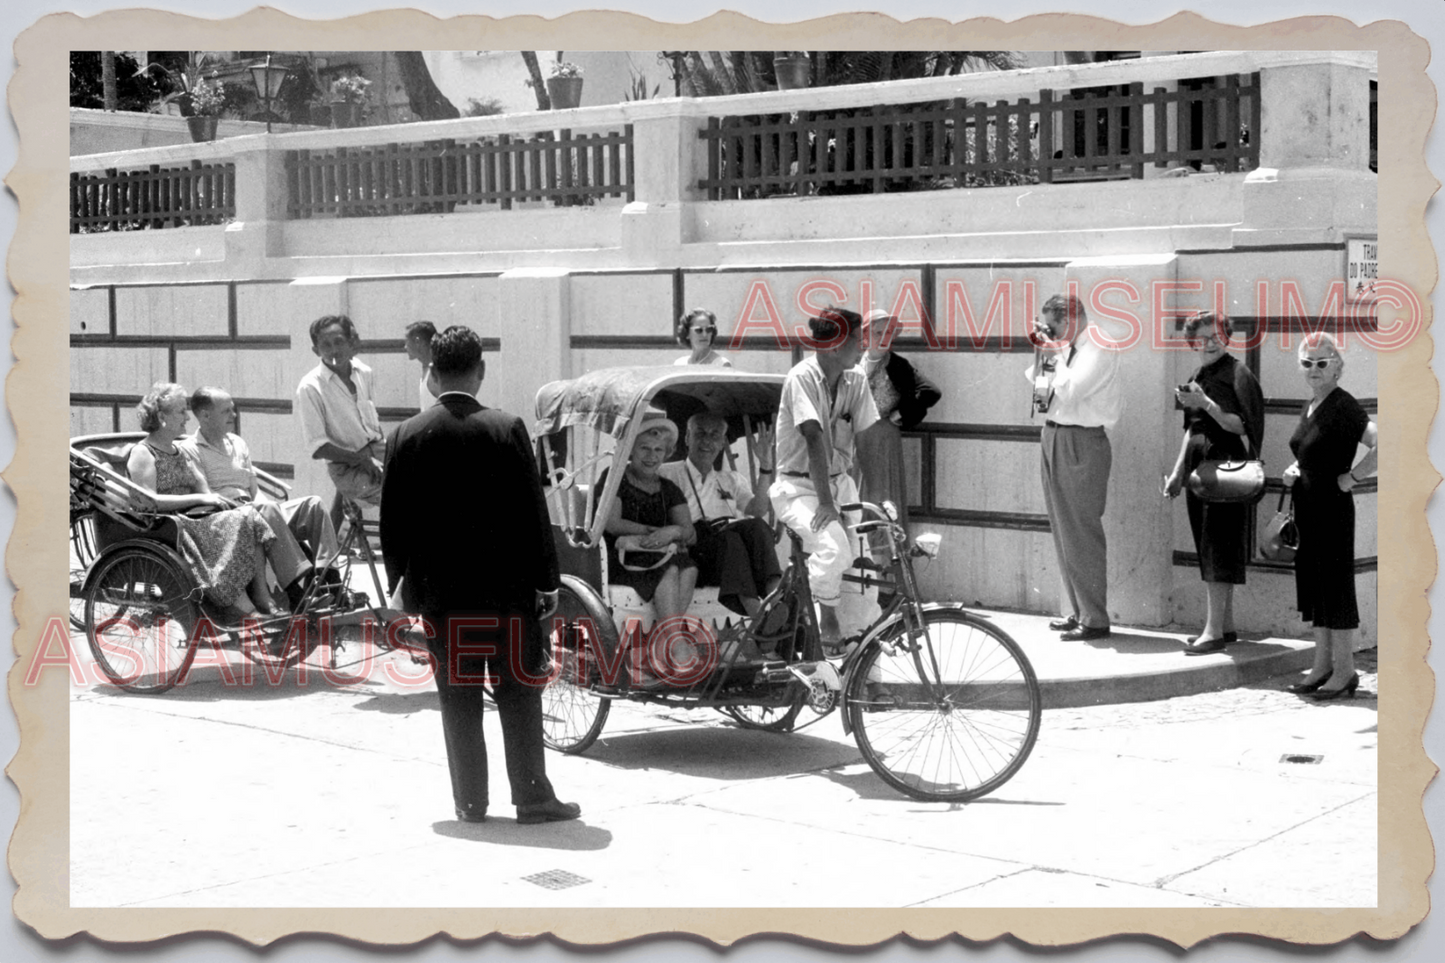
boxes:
[65,607,1376,913]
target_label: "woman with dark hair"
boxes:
[1280,332,1379,700]
[1163,313,1264,655]
[126,382,286,617]
[674,308,732,367]
[858,309,941,531]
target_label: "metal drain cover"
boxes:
[522,869,591,891]
[1280,753,1324,764]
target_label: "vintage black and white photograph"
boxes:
[11,4,1435,950]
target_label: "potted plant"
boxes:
[545,61,584,109]
[773,51,811,90]
[182,75,227,142]
[329,73,371,128]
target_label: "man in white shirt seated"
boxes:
[182,386,340,606]
[659,413,781,618]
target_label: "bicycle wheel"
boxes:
[846,610,1041,802]
[540,580,613,754]
[84,547,202,694]
[70,514,100,631]
[723,687,805,732]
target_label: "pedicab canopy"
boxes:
[533,366,784,440]
[533,366,785,550]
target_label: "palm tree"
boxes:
[665,50,1022,96]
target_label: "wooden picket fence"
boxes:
[285,127,635,218]
[697,72,1263,199]
[69,160,236,233]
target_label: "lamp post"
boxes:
[248,54,290,133]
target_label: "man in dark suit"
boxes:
[380,325,579,825]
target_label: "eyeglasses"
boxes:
[692,326,717,335]
[1299,358,1334,370]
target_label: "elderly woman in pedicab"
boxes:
[125,382,289,618]
[594,407,699,630]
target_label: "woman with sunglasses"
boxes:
[1280,332,1379,700]
[674,308,733,367]
[1163,314,1264,655]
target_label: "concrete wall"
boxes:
[69,51,1379,641]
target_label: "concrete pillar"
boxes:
[1259,61,1372,170]
[492,268,572,428]
[224,140,290,265]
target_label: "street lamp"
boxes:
[248,54,290,133]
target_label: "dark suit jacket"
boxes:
[380,393,560,621]
[883,351,943,431]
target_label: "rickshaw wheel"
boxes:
[70,514,100,630]
[84,546,202,695]
[721,690,805,732]
[846,610,1041,803]
[540,578,613,754]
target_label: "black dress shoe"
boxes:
[1183,636,1232,656]
[455,807,487,824]
[1048,616,1080,632]
[1309,673,1360,701]
[516,799,582,824]
[1185,632,1237,646]
[1285,675,1329,694]
[1061,625,1110,642]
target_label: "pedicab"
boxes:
[533,366,1043,802]
[69,432,415,694]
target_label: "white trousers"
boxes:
[769,473,860,607]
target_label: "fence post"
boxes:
[224,140,292,267]
[1258,59,1372,170]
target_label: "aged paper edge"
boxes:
[5,6,1437,950]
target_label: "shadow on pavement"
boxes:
[433,819,612,851]
[1081,631,1197,654]
[351,690,440,714]
[586,726,860,781]
[815,767,1064,806]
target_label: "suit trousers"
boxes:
[691,516,782,614]
[424,613,556,819]
[1040,423,1112,629]
[253,496,339,586]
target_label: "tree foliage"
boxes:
[70,51,166,111]
[664,50,1023,97]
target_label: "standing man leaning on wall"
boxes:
[1026,293,1123,642]
[296,315,387,529]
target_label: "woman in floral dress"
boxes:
[125,383,285,617]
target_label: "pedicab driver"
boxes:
[770,307,883,650]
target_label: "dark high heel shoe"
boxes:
[1285,675,1329,694]
[1309,673,1360,701]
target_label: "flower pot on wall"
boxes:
[773,53,811,91]
[546,76,584,109]
[331,102,363,128]
[186,115,219,142]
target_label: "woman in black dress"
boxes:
[1281,332,1379,700]
[598,410,697,622]
[1164,314,1264,655]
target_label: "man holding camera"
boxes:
[1026,293,1122,641]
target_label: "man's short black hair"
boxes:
[309,314,360,346]
[431,325,484,377]
[808,306,864,345]
[405,320,437,341]
[190,386,227,413]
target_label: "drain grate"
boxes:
[522,869,591,891]
[1280,753,1324,765]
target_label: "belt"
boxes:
[781,470,844,478]
[1044,420,1105,430]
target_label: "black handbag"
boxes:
[1259,491,1299,562]
[1186,436,1266,505]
